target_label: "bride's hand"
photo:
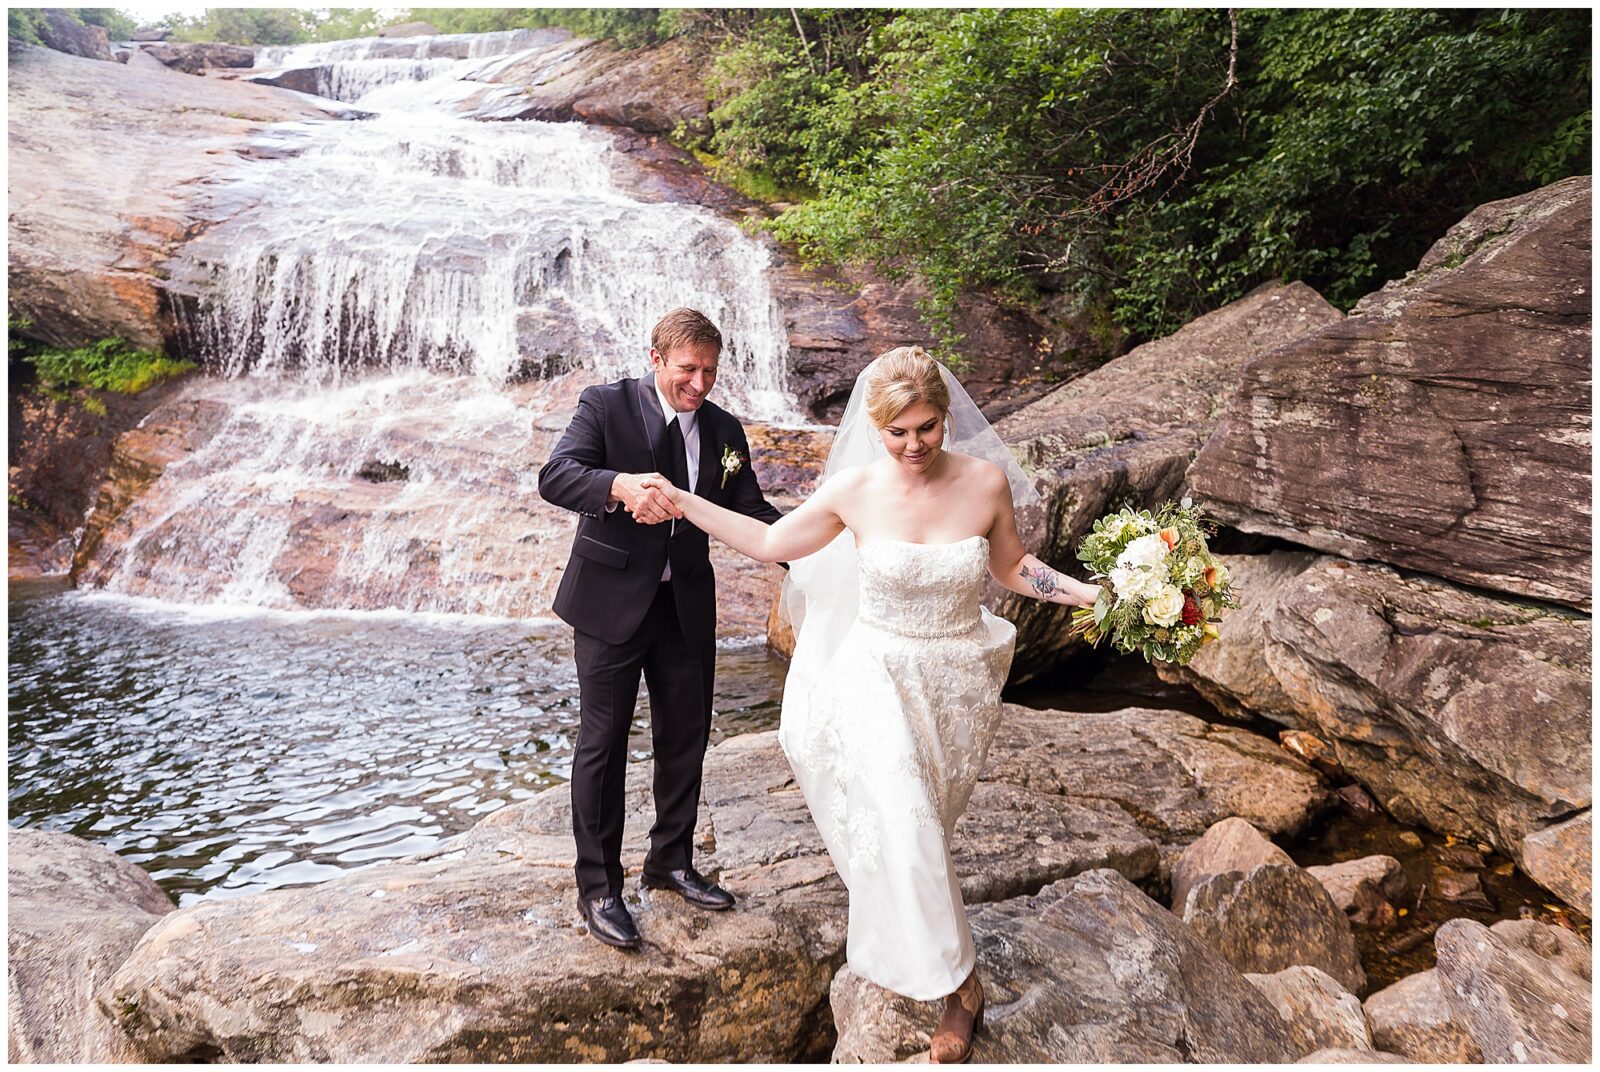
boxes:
[638,475,686,511]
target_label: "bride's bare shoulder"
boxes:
[948,452,1008,488]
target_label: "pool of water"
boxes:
[7,581,785,905]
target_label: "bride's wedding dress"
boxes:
[779,534,1015,1000]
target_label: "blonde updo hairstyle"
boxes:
[864,346,951,430]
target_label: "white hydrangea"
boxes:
[1117,533,1170,573]
[1144,584,1186,627]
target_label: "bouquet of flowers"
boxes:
[1068,498,1237,665]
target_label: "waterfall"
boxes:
[85,28,800,616]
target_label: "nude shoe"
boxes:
[930,971,984,1063]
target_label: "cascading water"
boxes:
[86,28,801,617]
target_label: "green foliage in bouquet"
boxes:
[1069,500,1238,665]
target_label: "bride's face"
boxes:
[878,400,946,473]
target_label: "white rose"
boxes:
[1144,584,1185,627]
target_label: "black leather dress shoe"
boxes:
[577,895,642,948]
[641,865,735,911]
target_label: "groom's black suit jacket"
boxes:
[538,375,782,647]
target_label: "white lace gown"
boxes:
[778,535,1015,1000]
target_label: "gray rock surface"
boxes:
[1244,965,1372,1058]
[1363,968,1483,1063]
[992,281,1344,678]
[104,713,1227,1062]
[7,828,176,1062]
[830,869,1299,1063]
[1189,177,1592,609]
[1433,918,1592,1063]
[36,8,113,60]
[1307,855,1409,927]
[1516,811,1592,917]
[1297,1048,1412,1063]
[1169,816,1294,914]
[1163,553,1591,912]
[1182,862,1368,996]
[7,43,352,352]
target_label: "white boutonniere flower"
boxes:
[720,444,745,489]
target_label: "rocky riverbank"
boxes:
[11,702,1590,1062]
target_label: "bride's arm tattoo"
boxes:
[1019,563,1061,599]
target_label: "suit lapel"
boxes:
[634,375,667,472]
[697,407,721,501]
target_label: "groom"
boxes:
[538,308,783,949]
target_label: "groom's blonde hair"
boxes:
[866,346,951,428]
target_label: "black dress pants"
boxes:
[570,581,714,900]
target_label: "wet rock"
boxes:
[1433,918,1592,1063]
[1182,862,1367,996]
[829,869,1298,1063]
[36,8,113,60]
[486,34,709,136]
[993,283,1343,678]
[1164,553,1591,910]
[1517,811,1591,916]
[247,66,323,95]
[1307,855,1408,926]
[1169,816,1294,914]
[1189,177,1592,610]
[8,372,193,579]
[1244,965,1372,1058]
[355,459,409,483]
[8,828,175,1062]
[1363,968,1483,1063]
[7,43,353,354]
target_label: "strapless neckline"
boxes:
[857,534,988,551]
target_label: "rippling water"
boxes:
[7,583,785,905]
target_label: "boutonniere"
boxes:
[719,444,746,489]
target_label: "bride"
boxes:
[642,346,1099,1062]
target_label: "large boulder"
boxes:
[485,34,710,135]
[1181,861,1368,996]
[1244,965,1372,1058]
[1169,816,1294,914]
[141,41,256,74]
[7,43,353,354]
[984,704,1331,890]
[1189,177,1592,610]
[1363,968,1483,1063]
[992,281,1343,677]
[1515,810,1592,917]
[830,868,1299,1063]
[1163,553,1591,912]
[7,828,176,1062]
[35,9,112,60]
[1433,918,1591,1063]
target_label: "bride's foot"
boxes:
[929,970,984,1064]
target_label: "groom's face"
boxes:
[651,341,720,412]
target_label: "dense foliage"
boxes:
[723,7,1590,342]
[8,7,137,45]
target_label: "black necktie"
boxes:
[666,416,690,492]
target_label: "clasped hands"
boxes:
[609,472,687,525]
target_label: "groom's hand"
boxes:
[610,472,683,525]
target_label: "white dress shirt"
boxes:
[655,384,699,580]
